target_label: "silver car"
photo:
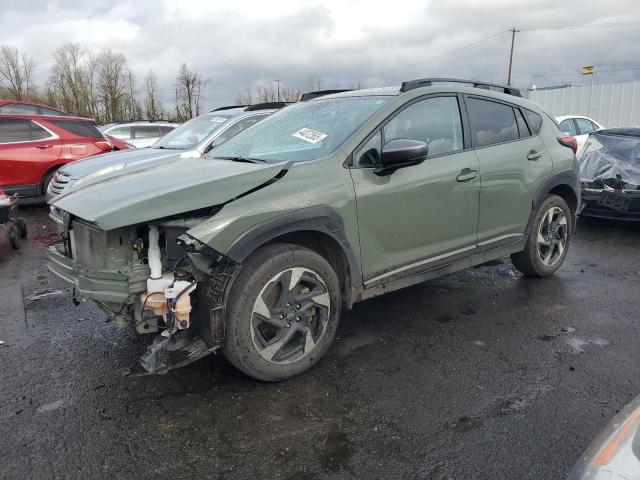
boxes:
[48,103,284,202]
[99,121,179,148]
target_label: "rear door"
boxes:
[465,96,552,244]
[350,94,480,284]
[0,118,62,191]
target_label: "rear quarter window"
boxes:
[49,119,102,138]
[466,97,519,147]
[522,109,543,135]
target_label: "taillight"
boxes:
[558,136,577,154]
[0,188,5,196]
[94,140,113,152]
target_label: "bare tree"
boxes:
[143,70,164,120]
[47,43,93,118]
[0,45,35,100]
[96,49,132,123]
[175,63,205,121]
[235,82,301,105]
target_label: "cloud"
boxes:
[1,0,639,110]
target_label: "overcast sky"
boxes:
[1,0,640,110]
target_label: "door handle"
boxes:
[36,144,53,149]
[527,149,542,161]
[456,168,478,182]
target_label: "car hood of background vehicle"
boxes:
[62,148,183,180]
[51,157,288,230]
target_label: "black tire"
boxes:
[223,243,341,381]
[16,218,27,239]
[7,223,22,250]
[511,194,572,277]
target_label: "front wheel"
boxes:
[223,243,341,381]
[511,194,572,277]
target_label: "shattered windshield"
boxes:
[208,96,391,162]
[154,114,232,150]
[580,133,640,187]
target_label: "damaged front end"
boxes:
[579,129,640,221]
[48,216,237,374]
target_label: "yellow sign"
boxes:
[582,66,594,75]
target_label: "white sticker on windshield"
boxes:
[292,128,327,144]
[210,117,227,123]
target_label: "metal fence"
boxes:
[524,81,640,128]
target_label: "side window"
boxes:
[575,118,596,135]
[0,104,38,115]
[383,96,463,156]
[107,126,132,139]
[49,119,101,138]
[133,126,161,138]
[0,119,50,142]
[159,126,175,135]
[558,119,577,136]
[514,108,530,137]
[466,97,519,146]
[210,115,268,147]
[522,109,542,135]
[40,107,65,116]
[354,131,382,166]
[29,122,52,140]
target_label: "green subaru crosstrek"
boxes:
[48,79,580,381]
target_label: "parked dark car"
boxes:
[579,128,640,221]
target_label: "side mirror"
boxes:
[374,138,428,176]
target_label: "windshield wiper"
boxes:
[214,156,267,164]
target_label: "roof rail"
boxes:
[399,78,522,97]
[211,105,247,112]
[109,119,172,124]
[299,89,352,102]
[245,101,289,111]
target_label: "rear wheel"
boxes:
[223,243,341,381]
[511,194,572,277]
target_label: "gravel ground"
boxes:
[1,207,639,479]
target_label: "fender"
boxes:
[525,169,580,237]
[224,205,362,288]
[531,170,579,210]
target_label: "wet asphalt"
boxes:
[1,207,639,480]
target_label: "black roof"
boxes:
[595,127,640,138]
[400,78,522,97]
[210,102,288,113]
[300,90,352,101]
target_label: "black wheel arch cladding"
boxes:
[224,205,362,288]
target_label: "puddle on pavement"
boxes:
[566,336,609,354]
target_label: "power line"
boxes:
[519,21,640,31]
[369,30,509,77]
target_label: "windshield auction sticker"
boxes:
[210,117,228,123]
[292,128,328,144]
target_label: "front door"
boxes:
[349,95,480,285]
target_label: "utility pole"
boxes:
[507,27,520,86]
[274,79,281,102]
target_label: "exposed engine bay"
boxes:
[49,217,236,375]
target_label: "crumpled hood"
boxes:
[61,147,189,181]
[51,157,288,230]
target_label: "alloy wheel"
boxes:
[250,267,331,364]
[537,206,568,267]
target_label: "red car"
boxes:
[0,114,126,199]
